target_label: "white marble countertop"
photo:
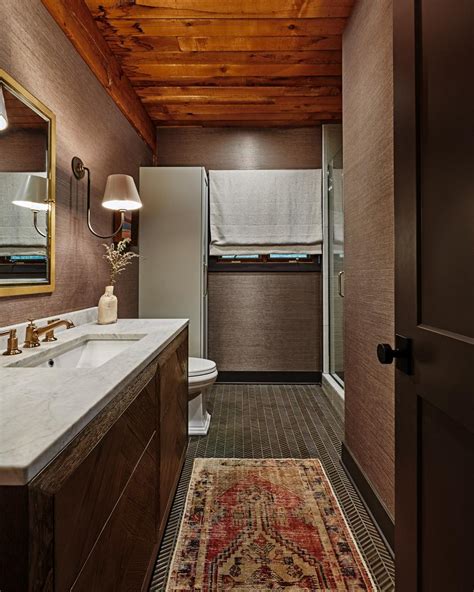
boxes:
[0,318,188,485]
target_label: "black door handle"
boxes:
[377,343,400,364]
[376,335,412,375]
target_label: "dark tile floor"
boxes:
[149,384,395,591]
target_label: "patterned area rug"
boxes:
[166,459,376,591]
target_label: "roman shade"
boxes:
[209,169,322,255]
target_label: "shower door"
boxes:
[328,151,344,385]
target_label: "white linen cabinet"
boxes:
[139,167,209,357]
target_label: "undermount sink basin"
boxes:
[40,339,138,369]
[20,338,140,369]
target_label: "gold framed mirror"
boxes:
[0,69,55,297]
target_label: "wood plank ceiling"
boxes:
[82,0,353,130]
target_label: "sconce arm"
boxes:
[87,207,124,240]
[33,211,47,238]
[72,157,125,239]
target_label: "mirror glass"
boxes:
[0,73,54,292]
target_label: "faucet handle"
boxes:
[24,319,40,348]
[26,318,38,330]
[2,329,22,356]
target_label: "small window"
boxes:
[209,253,321,272]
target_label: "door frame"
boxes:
[393,0,419,587]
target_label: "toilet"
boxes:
[188,357,218,435]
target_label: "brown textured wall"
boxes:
[0,0,151,327]
[156,127,322,169]
[209,272,321,372]
[343,0,395,517]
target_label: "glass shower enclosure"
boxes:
[328,149,344,385]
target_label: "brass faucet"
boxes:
[0,329,22,356]
[24,318,75,348]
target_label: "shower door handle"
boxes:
[337,270,345,297]
[203,262,208,297]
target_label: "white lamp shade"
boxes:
[0,86,8,131]
[102,174,142,211]
[12,174,49,211]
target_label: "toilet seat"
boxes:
[189,357,217,378]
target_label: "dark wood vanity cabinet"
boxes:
[157,338,189,531]
[0,329,188,592]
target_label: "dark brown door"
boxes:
[392,1,474,590]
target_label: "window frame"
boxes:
[208,254,322,272]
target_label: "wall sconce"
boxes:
[71,156,142,239]
[0,84,8,131]
[12,174,48,237]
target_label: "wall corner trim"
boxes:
[341,443,395,552]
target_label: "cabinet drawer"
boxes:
[71,434,157,592]
[55,377,156,592]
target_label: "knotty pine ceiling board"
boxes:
[83,0,354,127]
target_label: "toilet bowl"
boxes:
[188,357,217,436]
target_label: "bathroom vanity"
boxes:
[0,319,189,592]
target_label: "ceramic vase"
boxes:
[98,285,118,324]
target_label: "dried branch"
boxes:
[102,238,139,286]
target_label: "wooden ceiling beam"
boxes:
[137,86,341,103]
[41,0,157,151]
[153,111,341,125]
[108,35,342,54]
[87,0,354,19]
[151,103,342,114]
[124,64,342,80]
[132,76,342,87]
[101,18,347,37]
[150,105,341,120]
[155,121,326,127]
[149,102,341,116]
[119,51,342,66]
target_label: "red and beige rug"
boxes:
[166,458,376,591]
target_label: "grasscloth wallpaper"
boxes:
[156,127,322,170]
[343,0,395,516]
[0,0,152,327]
[209,272,322,372]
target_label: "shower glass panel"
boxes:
[328,150,344,385]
